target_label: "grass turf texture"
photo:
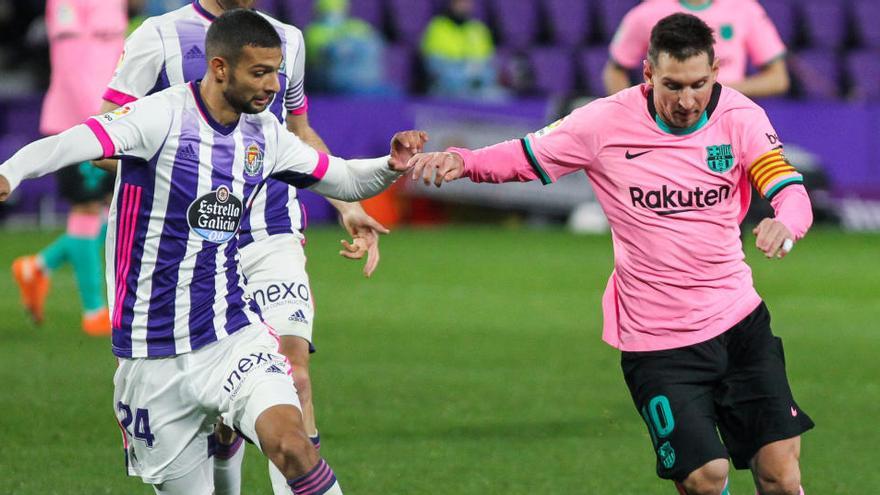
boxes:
[0,227,877,494]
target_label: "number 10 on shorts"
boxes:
[640,395,675,446]
[117,401,155,448]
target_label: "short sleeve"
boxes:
[284,29,308,115]
[522,103,600,184]
[104,20,165,105]
[268,122,324,186]
[609,7,650,69]
[84,97,171,160]
[739,106,802,200]
[743,1,787,68]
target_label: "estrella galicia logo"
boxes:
[658,441,676,469]
[244,142,264,176]
[187,185,243,244]
[706,144,734,173]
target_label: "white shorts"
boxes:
[240,233,315,343]
[112,324,301,484]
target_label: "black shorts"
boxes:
[621,302,814,481]
[56,162,115,204]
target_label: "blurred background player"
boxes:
[603,0,790,98]
[11,0,127,336]
[305,0,396,96]
[420,0,505,100]
[408,13,814,495]
[98,1,389,493]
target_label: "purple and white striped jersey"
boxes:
[104,1,311,248]
[90,83,333,358]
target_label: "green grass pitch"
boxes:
[0,226,877,494]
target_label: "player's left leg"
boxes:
[212,421,245,495]
[749,437,803,495]
[715,302,813,495]
[153,458,213,495]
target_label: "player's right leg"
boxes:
[621,339,731,495]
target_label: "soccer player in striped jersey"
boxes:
[0,10,425,494]
[96,1,386,492]
[408,14,812,495]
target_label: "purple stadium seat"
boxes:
[853,0,880,48]
[790,49,841,99]
[528,47,575,96]
[387,0,435,44]
[761,0,796,47]
[543,0,593,48]
[578,47,610,97]
[847,50,880,101]
[432,0,488,23]
[595,0,638,42]
[799,0,846,48]
[280,0,313,28]
[487,0,539,50]
[350,0,384,31]
[385,44,415,92]
[257,0,281,18]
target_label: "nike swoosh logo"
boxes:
[625,150,653,159]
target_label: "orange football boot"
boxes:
[11,255,50,324]
[83,307,112,336]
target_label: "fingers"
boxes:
[339,239,367,260]
[753,218,794,259]
[363,216,390,235]
[407,152,461,187]
[363,239,380,277]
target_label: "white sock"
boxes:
[269,459,291,495]
[213,436,245,495]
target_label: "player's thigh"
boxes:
[207,324,304,454]
[240,234,315,344]
[113,357,215,485]
[152,457,213,495]
[717,303,814,470]
[621,345,728,482]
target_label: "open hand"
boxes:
[406,151,465,187]
[389,130,429,172]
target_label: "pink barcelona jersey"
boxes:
[451,84,810,351]
[41,0,127,134]
[610,0,786,85]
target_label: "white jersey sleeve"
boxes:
[105,19,165,104]
[268,120,399,201]
[283,28,307,115]
[0,125,104,192]
[85,96,172,160]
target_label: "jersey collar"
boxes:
[679,0,713,12]
[190,81,239,135]
[646,82,722,136]
[192,1,217,22]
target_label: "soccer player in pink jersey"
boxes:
[603,0,790,98]
[408,14,813,495]
[12,0,127,335]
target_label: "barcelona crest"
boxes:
[244,143,264,176]
[706,144,734,173]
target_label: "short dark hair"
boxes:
[205,9,282,66]
[647,13,715,66]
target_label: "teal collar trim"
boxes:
[679,0,713,11]
[654,112,709,135]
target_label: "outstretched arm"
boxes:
[0,125,104,201]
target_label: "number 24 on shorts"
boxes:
[117,401,155,448]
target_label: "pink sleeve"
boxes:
[770,184,812,240]
[744,2,787,67]
[450,141,543,184]
[609,7,650,69]
[84,118,116,159]
[451,105,595,185]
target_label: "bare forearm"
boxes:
[726,60,790,98]
[602,62,633,96]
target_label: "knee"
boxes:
[756,468,801,495]
[680,459,729,495]
[290,364,312,404]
